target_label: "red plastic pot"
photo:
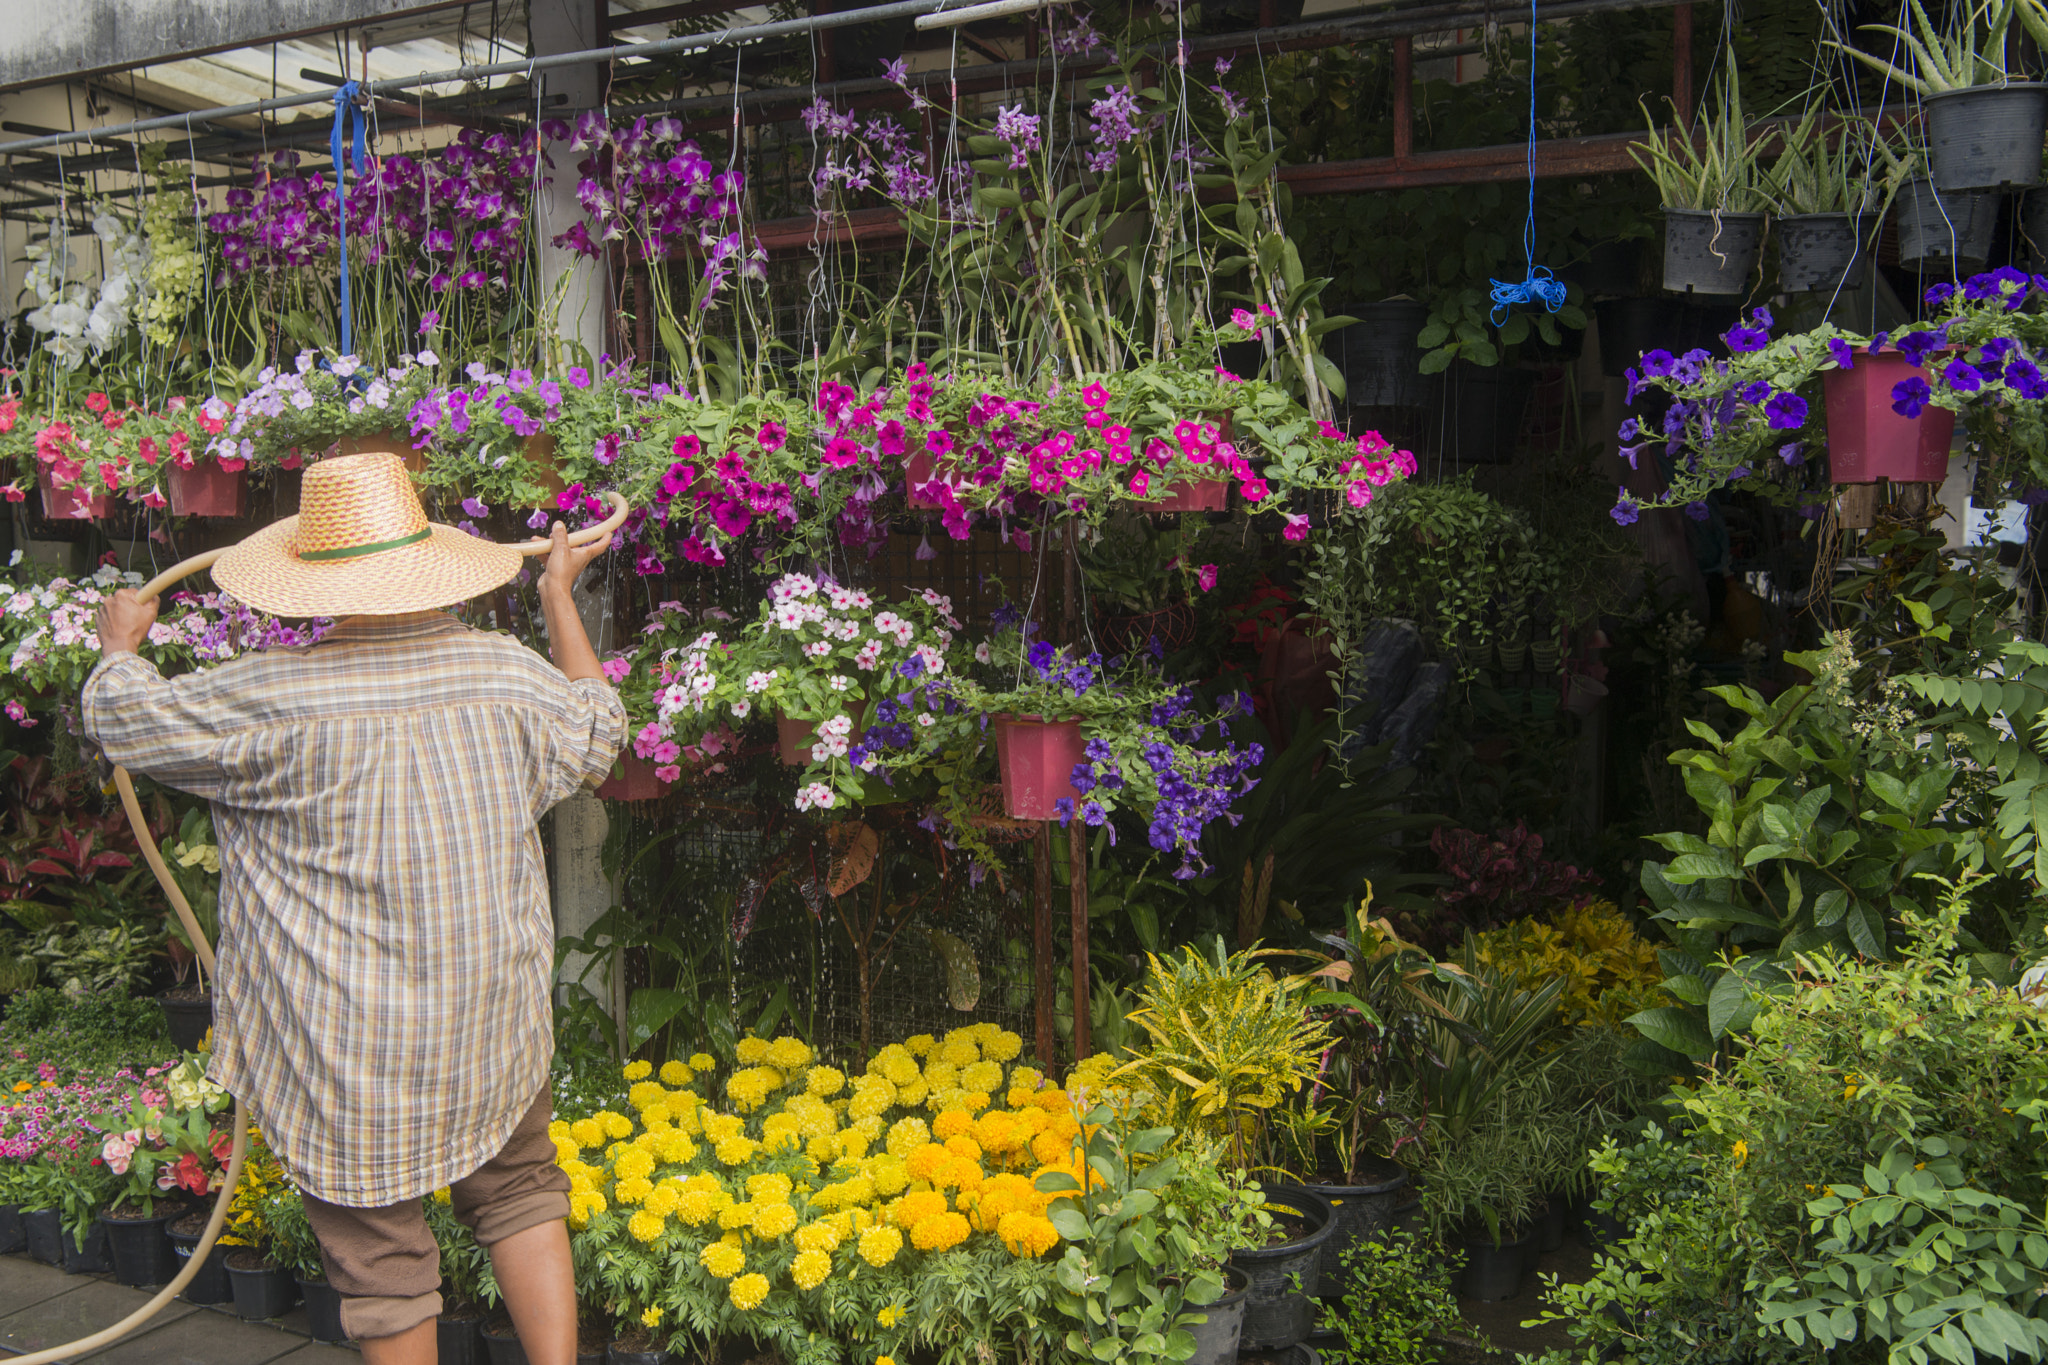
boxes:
[36,468,108,519]
[992,714,1086,821]
[1823,352,1957,483]
[1145,476,1229,514]
[595,754,671,801]
[166,461,248,517]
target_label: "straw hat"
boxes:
[211,451,525,617]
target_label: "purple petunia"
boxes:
[1892,376,1933,417]
[1764,392,1809,429]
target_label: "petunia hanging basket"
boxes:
[903,451,955,510]
[596,754,672,802]
[166,461,248,518]
[36,467,108,520]
[1143,476,1230,514]
[992,713,1086,821]
[1823,352,1956,484]
[327,427,426,474]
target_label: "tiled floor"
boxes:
[0,1254,355,1363]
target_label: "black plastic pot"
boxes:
[56,1218,110,1274]
[1777,213,1869,294]
[226,1251,299,1320]
[1895,179,2001,269]
[1572,1196,1629,1251]
[1594,297,1744,376]
[1926,83,2048,191]
[440,1314,487,1365]
[2023,187,2048,262]
[1458,1223,1536,1301]
[159,992,213,1053]
[607,1346,669,1365]
[1427,363,1538,464]
[101,1209,178,1287]
[1662,209,1766,294]
[1232,1183,1337,1352]
[1335,300,1433,409]
[482,1320,530,1365]
[299,1275,347,1343]
[168,1221,232,1305]
[1302,1164,1410,1288]
[0,1203,25,1255]
[1565,237,1647,298]
[578,1349,605,1365]
[1539,1193,1568,1253]
[21,1208,63,1265]
[1184,1268,1249,1365]
[827,17,913,78]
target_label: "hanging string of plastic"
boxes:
[329,80,368,357]
[1488,0,1566,326]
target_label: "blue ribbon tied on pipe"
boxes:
[331,81,367,357]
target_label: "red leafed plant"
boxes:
[1425,820,1596,939]
[0,755,162,922]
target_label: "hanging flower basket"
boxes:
[1924,83,2048,192]
[166,461,248,518]
[1662,209,1766,295]
[777,715,818,765]
[595,755,672,802]
[1096,601,1199,658]
[992,714,1086,821]
[327,427,425,474]
[1143,477,1230,514]
[1822,352,1957,484]
[904,451,954,510]
[36,468,107,520]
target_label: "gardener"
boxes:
[82,451,624,1365]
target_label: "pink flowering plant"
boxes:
[93,1059,235,1216]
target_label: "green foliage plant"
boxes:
[1831,0,2042,95]
[1631,64,1770,213]
[258,1184,327,1281]
[1763,112,1896,218]
[1320,1227,1478,1365]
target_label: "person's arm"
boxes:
[84,590,223,798]
[95,588,158,660]
[536,521,607,683]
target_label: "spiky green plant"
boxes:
[1632,62,1771,213]
[1831,0,2025,95]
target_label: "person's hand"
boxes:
[537,521,608,599]
[95,589,158,657]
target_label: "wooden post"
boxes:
[1068,819,1091,1061]
[1392,37,1412,165]
[1034,823,1057,1066]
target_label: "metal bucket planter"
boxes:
[1144,476,1229,513]
[1925,83,2048,191]
[1822,352,1957,484]
[1895,179,2001,270]
[1662,209,1766,294]
[1776,213,1868,294]
[35,468,108,520]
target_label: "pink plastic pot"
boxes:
[1823,353,1956,483]
[166,462,248,518]
[36,468,108,520]
[595,755,671,802]
[1145,477,1229,514]
[904,452,953,509]
[992,714,1086,821]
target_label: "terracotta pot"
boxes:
[595,754,671,802]
[328,427,424,473]
[1823,353,1956,484]
[526,431,566,504]
[166,461,248,517]
[36,467,108,519]
[992,714,1087,821]
[1144,476,1230,513]
[778,715,818,765]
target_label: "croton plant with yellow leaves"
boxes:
[548,1023,1126,1365]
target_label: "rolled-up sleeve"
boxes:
[80,653,227,800]
[535,675,626,810]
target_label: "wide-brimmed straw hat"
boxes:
[212,451,524,617]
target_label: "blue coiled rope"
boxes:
[331,81,367,357]
[1488,0,1566,327]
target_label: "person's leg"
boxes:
[299,1192,443,1362]
[452,1085,575,1365]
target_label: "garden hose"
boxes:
[3,493,631,1364]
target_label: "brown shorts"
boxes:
[300,1085,570,1341]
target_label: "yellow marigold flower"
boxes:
[840,1130,872,1162]
[932,1110,974,1141]
[983,1030,1023,1063]
[1029,1088,1072,1115]
[676,1188,721,1225]
[747,1173,793,1202]
[645,1182,681,1218]
[598,1111,634,1140]
[910,1211,970,1252]
[552,1137,579,1166]
[766,1036,813,1070]
[879,1357,897,1365]
[736,1037,772,1065]
[720,1200,759,1232]
[848,1090,893,1123]
[905,1142,950,1183]
[615,1176,654,1205]
[806,1065,846,1097]
[1031,1131,1075,1167]
[432,1186,453,1205]
[727,1067,780,1112]
[570,1118,604,1149]
[753,1201,799,1239]
[960,1061,1005,1095]
[886,1117,931,1160]
[791,1248,832,1290]
[895,1077,930,1108]
[796,1220,843,1254]
[859,1224,904,1266]
[641,1306,663,1328]
[923,1061,959,1092]
[660,1060,693,1087]
[850,1114,886,1142]
[876,1053,920,1089]
[702,1113,745,1144]
[891,1190,949,1228]
[716,1136,759,1166]
[624,1060,653,1081]
[701,1241,746,1279]
[1009,1066,1044,1092]
[944,1134,983,1163]
[629,1080,666,1110]
[939,1034,979,1066]
[806,1134,841,1165]
[689,1052,715,1071]
[1733,1140,1750,1166]
[878,1305,902,1329]
[998,1210,1061,1256]
[628,1209,665,1243]
[905,1034,936,1057]
[868,1157,910,1198]
[973,1112,1021,1155]
[728,1272,770,1311]
[937,1155,983,1192]
[615,1148,655,1183]
[761,1113,802,1153]
[548,1119,571,1142]
[657,1132,698,1164]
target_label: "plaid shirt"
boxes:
[82,613,624,1207]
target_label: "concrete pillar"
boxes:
[533,0,623,1031]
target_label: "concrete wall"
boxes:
[0,0,458,91]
